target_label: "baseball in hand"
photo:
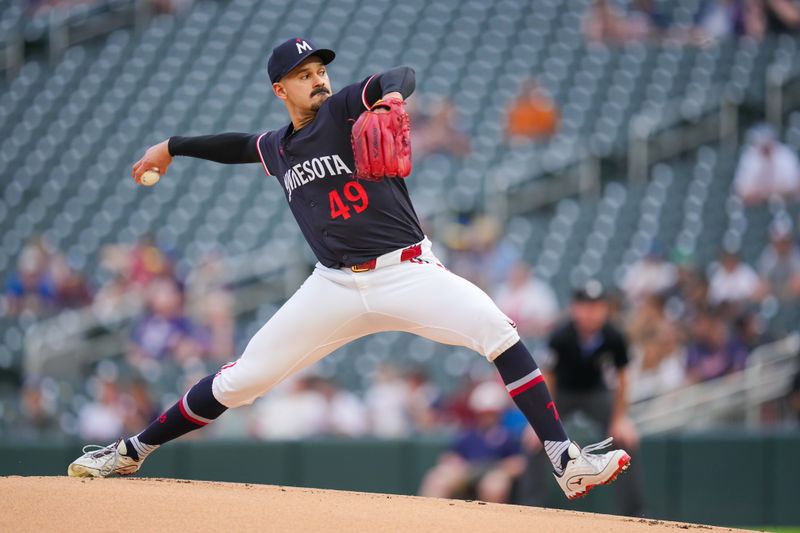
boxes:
[140,169,161,186]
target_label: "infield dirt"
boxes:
[0,476,745,532]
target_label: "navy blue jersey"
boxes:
[255,76,424,268]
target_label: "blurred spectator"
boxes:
[584,0,635,43]
[505,80,559,143]
[621,245,677,306]
[707,249,763,305]
[16,380,59,439]
[761,0,800,34]
[250,375,367,438]
[411,99,470,160]
[192,290,236,363]
[440,377,480,428]
[187,252,228,299]
[128,277,207,370]
[78,378,126,441]
[685,309,749,382]
[583,0,667,43]
[732,308,767,351]
[93,273,135,320]
[122,379,160,436]
[758,217,800,299]
[187,252,235,362]
[668,252,708,314]
[494,261,559,339]
[49,255,92,310]
[150,0,194,15]
[365,364,410,437]
[405,368,440,433]
[5,236,92,316]
[444,214,520,291]
[694,0,752,40]
[250,375,327,439]
[734,125,800,205]
[419,381,524,503]
[626,294,686,402]
[5,239,56,316]
[314,377,369,437]
[129,234,175,287]
[629,0,671,40]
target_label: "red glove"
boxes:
[351,98,412,181]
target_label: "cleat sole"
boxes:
[67,463,99,478]
[567,453,631,500]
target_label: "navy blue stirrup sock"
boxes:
[136,373,228,446]
[494,341,572,473]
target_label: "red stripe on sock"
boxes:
[178,396,208,426]
[509,375,545,397]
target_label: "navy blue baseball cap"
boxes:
[268,37,335,84]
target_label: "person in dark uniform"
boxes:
[520,280,644,515]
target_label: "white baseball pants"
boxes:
[212,238,519,408]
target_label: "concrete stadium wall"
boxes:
[1,431,798,527]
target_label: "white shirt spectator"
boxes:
[622,257,677,303]
[78,401,125,441]
[758,220,800,296]
[324,389,368,437]
[365,371,410,437]
[627,346,686,402]
[251,385,327,439]
[734,141,800,204]
[494,264,559,338]
[708,258,760,304]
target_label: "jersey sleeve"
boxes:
[255,131,277,176]
[168,133,261,164]
[326,75,383,122]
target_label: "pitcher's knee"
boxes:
[484,326,520,362]
[474,307,520,361]
[211,361,282,409]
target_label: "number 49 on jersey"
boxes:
[329,181,369,220]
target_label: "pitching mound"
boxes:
[1,476,741,532]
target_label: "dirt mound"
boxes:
[0,476,742,532]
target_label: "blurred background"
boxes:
[1,0,800,528]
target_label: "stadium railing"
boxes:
[23,246,306,377]
[630,333,800,435]
[0,0,154,77]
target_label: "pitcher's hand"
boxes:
[132,140,172,184]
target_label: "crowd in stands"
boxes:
[6,130,800,444]
[583,0,800,46]
[9,189,798,444]
[24,0,192,17]
[3,236,92,317]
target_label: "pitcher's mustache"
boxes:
[311,88,330,97]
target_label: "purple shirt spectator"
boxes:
[686,312,749,382]
[130,314,197,360]
[451,425,522,463]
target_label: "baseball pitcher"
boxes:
[68,37,630,500]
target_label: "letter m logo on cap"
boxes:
[296,39,312,54]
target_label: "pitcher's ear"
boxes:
[273,82,287,100]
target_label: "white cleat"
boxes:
[554,438,631,500]
[67,440,142,478]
